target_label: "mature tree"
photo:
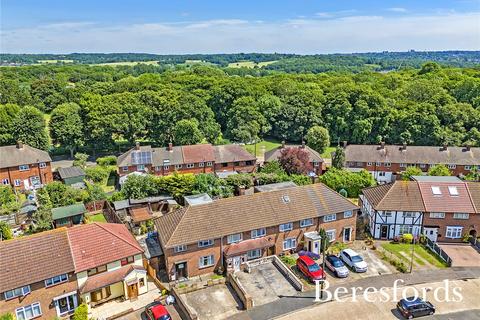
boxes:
[225,173,254,189]
[306,126,330,154]
[428,164,452,176]
[226,96,268,143]
[73,153,89,169]
[0,104,20,145]
[41,182,75,207]
[0,221,13,240]
[0,186,19,215]
[401,166,424,181]
[319,168,376,198]
[331,146,346,169]
[50,102,84,158]
[418,62,441,75]
[192,174,233,199]
[121,174,157,199]
[12,106,49,150]
[155,172,196,198]
[32,206,53,232]
[261,160,286,175]
[84,182,107,203]
[278,147,310,175]
[173,119,205,145]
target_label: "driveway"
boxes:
[438,243,480,267]
[235,262,299,306]
[117,305,182,320]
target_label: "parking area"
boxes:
[117,305,182,320]
[180,284,243,320]
[235,261,299,306]
[438,243,480,267]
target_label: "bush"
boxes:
[280,255,296,266]
[96,155,117,166]
[0,313,14,320]
[225,173,254,189]
[73,303,88,320]
[85,166,111,184]
[401,233,413,244]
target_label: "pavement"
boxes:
[227,267,480,320]
[438,243,480,267]
[274,278,480,320]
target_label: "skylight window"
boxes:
[448,186,459,196]
[431,186,442,196]
[282,195,290,203]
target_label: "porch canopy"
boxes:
[224,236,275,258]
[79,265,146,294]
[304,231,322,241]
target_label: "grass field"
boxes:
[87,213,107,223]
[381,243,448,269]
[244,139,281,156]
[321,147,336,159]
[38,59,74,64]
[228,60,277,68]
[94,60,159,66]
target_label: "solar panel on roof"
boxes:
[131,151,152,165]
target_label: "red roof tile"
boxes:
[130,207,152,223]
[418,182,476,213]
[181,144,215,163]
[79,264,145,294]
[224,236,275,257]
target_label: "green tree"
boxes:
[319,168,376,198]
[401,166,423,181]
[41,182,76,207]
[121,174,157,199]
[418,62,441,75]
[428,164,451,176]
[155,172,196,198]
[32,206,53,232]
[50,102,84,158]
[0,221,13,240]
[12,106,49,150]
[73,303,89,320]
[85,182,107,202]
[0,103,20,145]
[173,119,205,145]
[306,126,330,154]
[192,174,233,199]
[73,153,89,169]
[261,160,286,175]
[0,186,18,215]
[225,173,254,189]
[332,146,346,169]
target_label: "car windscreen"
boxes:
[158,315,171,320]
[351,255,363,263]
[308,264,321,272]
[331,258,344,267]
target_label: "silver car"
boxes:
[326,255,349,277]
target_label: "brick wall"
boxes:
[0,162,53,190]
[423,212,480,242]
[351,162,474,177]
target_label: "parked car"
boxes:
[145,301,172,320]
[397,297,435,319]
[339,249,368,272]
[325,255,349,278]
[296,255,326,282]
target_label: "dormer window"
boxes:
[431,186,442,196]
[448,186,459,196]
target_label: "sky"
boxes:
[1,0,479,54]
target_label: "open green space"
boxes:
[381,242,448,269]
[244,139,281,157]
[94,60,159,66]
[320,147,336,159]
[87,213,107,223]
[228,60,277,68]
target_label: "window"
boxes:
[206,161,213,166]
[16,302,42,320]
[175,164,182,169]
[400,163,407,168]
[199,255,214,268]
[430,212,445,219]
[139,278,145,287]
[251,228,266,238]
[54,293,77,316]
[356,162,363,167]
[2,178,9,185]
[381,211,393,217]
[399,225,413,235]
[198,162,204,167]
[453,213,469,220]
[385,162,391,167]
[325,230,336,242]
[222,163,228,167]
[4,286,30,300]
[234,162,240,166]
[403,212,414,218]
[465,165,472,170]
[283,238,297,250]
[367,162,373,166]
[344,211,353,218]
[431,186,442,196]
[448,186,459,196]
[45,274,68,287]
[448,164,457,169]
[163,165,170,170]
[122,166,129,172]
[198,239,214,247]
[323,214,337,222]
[375,162,381,166]
[247,249,262,260]
[186,163,194,168]
[378,172,386,177]
[246,160,253,166]
[91,287,111,302]
[279,222,293,232]
[174,245,187,253]
[39,162,47,169]
[300,218,314,227]
[419,164,426,168]
[87,265,107,276]
[313,161,319,167]
[227,233,242,244]
[155,166,161,171]
[14,179,21,187]
[446,226,463,239]
[121,256,134,266]
[136,164,145,171]
[19,164,29,171]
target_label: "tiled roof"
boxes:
[0,144,52,168]
[182,144,215,163]
[0,228,75,292]
[264,145,323,163]
[153,146,184,166]
[224,236,275,257]
[58,166,86,179]
[345,144,480,165]
[467,182,480,213]
[155,183,358,248]
[130,207,152,223]
[79,264,145,294]
[418,182,476,213]
[213,145,256,163]
[67,223,143,272]
[117,145,153,167]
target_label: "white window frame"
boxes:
[19,164,29,171]
[403,212,414,218]
[186,163,195,168]
[16,302,42,320]
[251,228,266,239]
[313,161,319,167]
[136,164,145,171]
[174,244,187,253]
[399,225,414,235]
[206,161,213,166]
[175,164,183,169]
[4,285,31,300]
[2,178,9,185]
[323,213,337,222]
[381,211,393,217]
[375,162,381,166]
[453,213,469,220]
[14,179,21,187]
[54,292,78,317]
[378,171,386,177]
[199,255,214,268]
[430,212,445,219]
[279,222,293,232]
[163,165,170,170]
[122,166,129,172]
[446,226,463,239]
[326,230,336,242]
[247,249,262,260]
[448,164,457,169]
[198,239,214,248]
[39,162,47,169]
[431,186,442,196]
[448,186,459,196]
[300,218,314,227]
[227,233,242,244]
[367,162,373,166]
[45,274,68,287]
[198,162,205,167]
[344,211,353,218]
[282,238,297,250]
[400,163,407,168]
[384,162,391,167]
[419,164,426,168]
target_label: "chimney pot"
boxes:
[301,141,305,148]
[442,144,448,151]
[135,142,140,150]
[380,141,385,149]
[465,145,471,151]
[16,141,23,149]
[281,141,286,148]
[168,142,173,151]
[342,141,347,148]
[402,143,407,150]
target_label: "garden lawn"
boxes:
[381,243,447,269]
[321,147,336,159]
[88,213,107,223]
[244,139,281,157]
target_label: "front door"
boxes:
[424,228,438,242]
[343,228,352,242]
[380,225,389,239]
[312,241,320,255]
[127,283,138,300]
[175,262,187,279]
[233,256,241,272]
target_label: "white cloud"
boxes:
[387,7,408,13]
[2,13,479,54]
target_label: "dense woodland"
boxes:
[0,60,480,155]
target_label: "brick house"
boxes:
[0,223,146,319]
[360,176,480,242]
[117,143,256,177]
[0,142,53,190]
[154,183,358,281]
[263,142,324,176]
[344,142,480,183]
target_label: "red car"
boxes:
[145,302,172,320]
[296,255,326,282]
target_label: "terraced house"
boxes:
[117,142,256,177]
[360,176,480,242]
[344,143,480,183]
[0,223,146,319]
[0,142,53,190]
[154,183,358,281]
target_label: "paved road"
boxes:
[432,309,480,319]
[228,267,480,320]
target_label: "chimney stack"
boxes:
[342,141,347,148]
[16,140,23,149]
[465,145,471,152]
[135,142,140,150]
[402,143,407,151]
[380,141,385,149]
[301,141,306,148]
[442,144,448,151]
[168,142,173,151]
[281,141,286,149]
